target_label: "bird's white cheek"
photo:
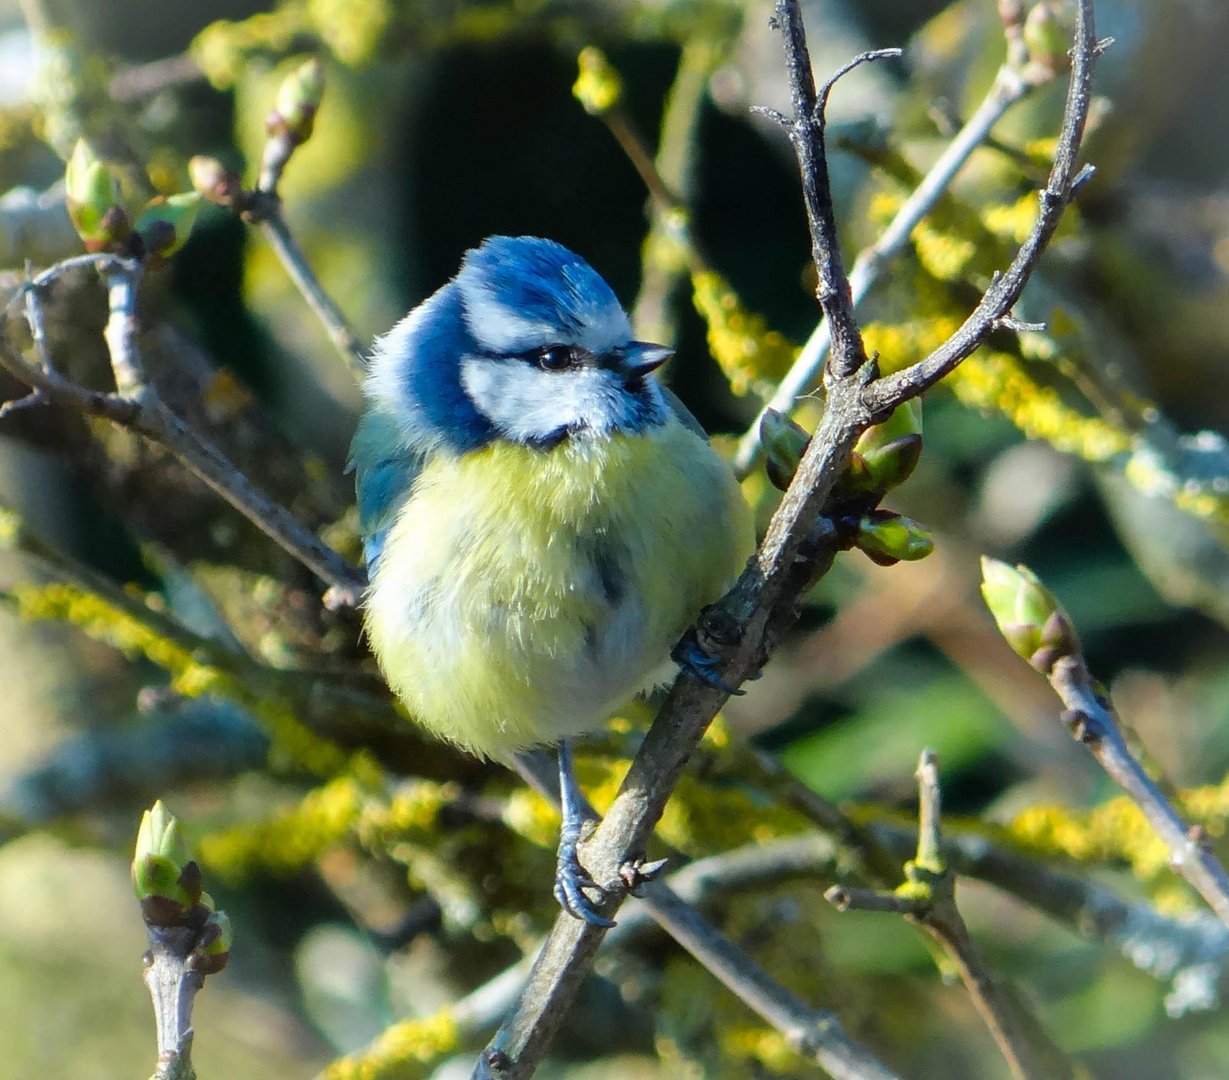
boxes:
[459,357,620,441]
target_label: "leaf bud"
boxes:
[853,510,934,566]
[268,57,325,146]
[136,192,202,260]
[572,47,623,116]
[65,139,128,252]
[979,557,1080,672]
[759,408,810,491]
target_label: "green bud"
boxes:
[572,47,623,116]
[65,139,128,252]
[135,800,192,868]
[979,557,1080,672]
[854,511,934,566]
[853,400,924,493]
[136,192,202,259]
[268,57,325,145]
[1023,1,1073,72]
[201,910,232,956]
[189,155,243,207]
[132,853,185,903]
[132,800,202,920]
[760,408,810,491]
[189,910,232,975]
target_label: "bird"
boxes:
[350,235,755,925]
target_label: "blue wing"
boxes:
[348,407,423,571]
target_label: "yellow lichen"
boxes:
[1004,768,1229,893]
[691,269,798,397]
[308,0,392,66]
[322,1010,459,1080]
[945,350,1131,462]
[911,217,978,282]
[199,774,367,880]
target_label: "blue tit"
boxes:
[350,235,754,924]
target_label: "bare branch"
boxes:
[639,883,901,1080]
[251,200,368,379]
[772,0,871,384]
[0,257,367,600]
[1050,656,1229,929]
[816,48,903,120]
[471,2,1100,1073]
[828,752,1074,1080]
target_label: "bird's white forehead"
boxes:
[462,280,632,356]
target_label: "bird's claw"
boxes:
[671,636,747,695]
[555,835,615,928]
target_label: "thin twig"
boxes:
[638,883,901,1080]
[828,752,1072,1080]
[773,0,872,385]
[0,257,367,600]
[143,924,203,1080]
[253,202,368,378]
[861,6,1101,413]
[1049,655,1229,929]
[247,75,369,379]
[732,29,1064,475]
[869,821,1229,1013]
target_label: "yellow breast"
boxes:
[365,417,754,758]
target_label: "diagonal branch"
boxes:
[0,256,367,601]
[1050,656,1229,929]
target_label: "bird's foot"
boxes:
[672,634,749,695]
[554,829,615,928]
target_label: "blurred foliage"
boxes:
[3,0,1229,1078]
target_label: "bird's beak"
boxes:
[616,341,674,378]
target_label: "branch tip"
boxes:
[1070,162,1097,194]
[817,47,904,121]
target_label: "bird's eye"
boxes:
[535,346,575,372]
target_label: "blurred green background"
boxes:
[3,0,1229,1077]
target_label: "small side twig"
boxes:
[640,883,901,1080]
[827,752,1073,1080]
[251,202,367,378]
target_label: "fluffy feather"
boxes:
[363,418,753,757]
